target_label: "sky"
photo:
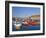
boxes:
[12,7,40,18]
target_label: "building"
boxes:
[31,15,40,20]
[31,15,40,25]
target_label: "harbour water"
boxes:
[12,24,40,31]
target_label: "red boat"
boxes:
[22,20,40,26]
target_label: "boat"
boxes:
[22,20,40,26]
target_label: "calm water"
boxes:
[12,24,40,31]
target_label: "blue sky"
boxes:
[12,7,40,18]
